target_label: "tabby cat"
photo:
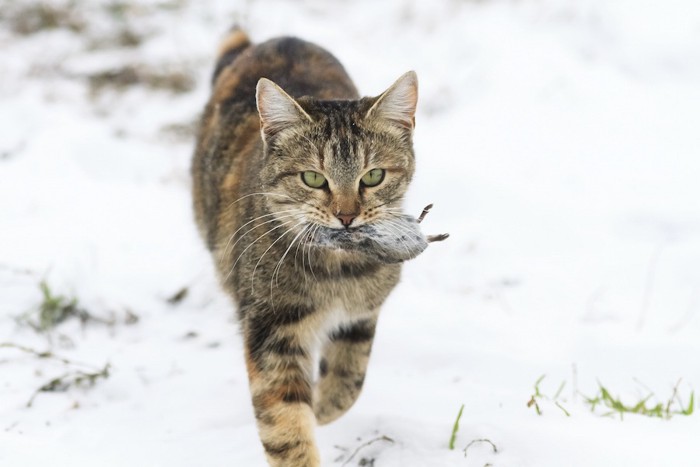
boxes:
[192,29,420,467]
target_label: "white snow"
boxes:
[1,0,699,466]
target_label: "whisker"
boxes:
[384,217,417,240]
[220,211,305,264]
[378,209,408,219]
[299,225,309,289]
[271,223,311,293]
[230,190,320,211]
[366,207,404,222]
[219,209,303,264]
[251,219,307,293]
[306,224,320,281]
[227,192,295,208]
[366,197,404,211]
[293,224,311,270]
[224,217,302,283]
[275,195,320,210]
[298,223,319,288]
[226,192,320,223]
[382,219,416,257]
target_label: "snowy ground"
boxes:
[2,0,699,465]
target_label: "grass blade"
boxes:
[449,404,465,450]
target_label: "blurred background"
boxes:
[1,1,699,466]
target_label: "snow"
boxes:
[1,0,699,465]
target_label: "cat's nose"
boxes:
[336,213,357,227]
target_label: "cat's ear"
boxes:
[366,71,418,130]
[256,78,313,139]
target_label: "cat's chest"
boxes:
[313,294,373,340]
[308,261,400,315]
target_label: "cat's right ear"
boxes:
[366,71,418,131]
[256,78,313,140]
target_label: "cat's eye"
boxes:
[361,168,385,187]
[302,171,327,188]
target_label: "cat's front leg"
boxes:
[313,316,378,425]
[243,306,320,467]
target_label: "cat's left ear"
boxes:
[366,71,418,130]
[256,78,313,139]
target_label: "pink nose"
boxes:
[336,214,356,227]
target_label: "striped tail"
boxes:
[211,27,252,85]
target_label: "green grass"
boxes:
[448,404,465,450]
[527,374,570,417]
[16,280,110,333]
[584,380,694,420]
[1,341,111,408]
[526,373,694,420]
[20,281,86,331]
[447,404,498,460]
[26,363,111,407]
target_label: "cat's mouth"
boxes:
[313,225,377,248]
[308,217,428,264]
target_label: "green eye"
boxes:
[361,168,385,187]
[302,171,327,188]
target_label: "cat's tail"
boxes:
[211,26,252,85]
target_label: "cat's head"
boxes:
[255,72,418,249]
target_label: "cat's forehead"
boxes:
[301,98,370,119]
[319,132,365,178]
[304,100,373,174]
[304,100,370,137]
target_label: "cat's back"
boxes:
[215,35,359,113]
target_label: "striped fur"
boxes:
[192,29,418,467]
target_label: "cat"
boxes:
[192,28,418,467]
